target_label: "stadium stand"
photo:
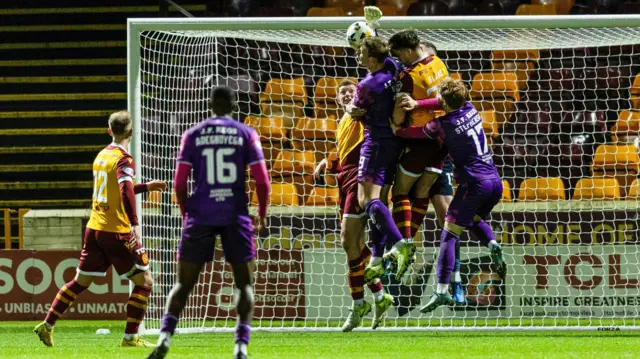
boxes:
[573,177,621,200]
[518,177,567,201]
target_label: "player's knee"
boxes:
[74,273,94,287]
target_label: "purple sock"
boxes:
[368,225,386,258]
[235,320,251,345]
[160,312,179,335]
[468,220,495,248]
[436,229,459,284]
[365,198,404,245]
[454,239,461,274]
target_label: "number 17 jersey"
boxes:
[177,116,265,226]
[422,103,499,183]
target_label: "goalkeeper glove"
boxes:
[364,6,383,30]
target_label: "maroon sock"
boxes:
[44,280,88,326]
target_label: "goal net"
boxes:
[129,16,640,332]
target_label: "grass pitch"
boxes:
[3,320,639,359]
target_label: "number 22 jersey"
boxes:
[177,116,265,226]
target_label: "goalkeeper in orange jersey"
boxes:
[34,110,167,348]
[314,79,394,331]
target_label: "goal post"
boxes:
[128,15,640,333]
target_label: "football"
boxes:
[346,21,375,49]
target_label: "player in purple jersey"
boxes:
[392,78,507,313]
[148,87,270,359]
[347,37,417,283]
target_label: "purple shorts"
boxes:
[178,215,255,264]
[446,177,502,228]
[358,141,401,186]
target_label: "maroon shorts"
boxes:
[399,139,447,177]
[77,228,149,278]
[338,166,365,219]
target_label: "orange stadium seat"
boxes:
[518,177,566,201]
[449,72,462,82]
[532,0,574,15]
[480,110,500,139]
[272,150,316,175]
[502,180,512,202]
[591,144,640,198]
[516,4,557,15]
[376,0,416,15]
[490,50,538,83]
[306,187,339,206]
[627,178,640,200]
[353,5,397,16]
[259,77,307,126]
[490,50,540,62]
[573,177,620,201]
[631,74,640,109]
[314,77,357,118]
[470,72,521,124]
[306,7,346,16]
[291,117,338,155]
[271,150,316,204]
[252,183,300,206]
[243,116,286,167]
[611,110,640,144]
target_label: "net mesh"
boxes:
[137,24,640,332]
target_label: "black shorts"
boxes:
[429,160,454,198]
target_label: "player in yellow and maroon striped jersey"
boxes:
[34,111,167,348]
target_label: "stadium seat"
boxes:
[480,110,500,140]
[470,72,521,124]
[306,187,339,206]
[271,150,316,204]
[518,177,566,201]
[515,4,557,15]
[591,144,640,198]
[532,0,574,14]
[290,117,338,154]
[259,77,308,126]
[376,0,416,14]
[243,116,287,168]
[491,49,540,62]
[406,0,449,15]
[502,180,512,201]
[272,150,316,175]
[252,183,300,206]
[314,77,357,118]
[573,177,620,200]
[306,7,346,16]
[627,178,640,200]
[449,72,462,82]
[611,110,640,144]
[631,74,640,109]
[325,0,365,14]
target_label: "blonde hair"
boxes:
[108,110,132,136]
[438,78,469,110]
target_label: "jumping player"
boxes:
[391,78,507,312]
[349,37,416,282]
[392,34,465,303]
[34,110,167,347]
[387,31,449,243]
[147,87,270,359]
[314,79,394,331]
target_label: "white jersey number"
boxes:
[202,148,237,185]
[92,170,108,203]
[466,122,489,156]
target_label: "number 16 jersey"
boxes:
[86,143,136,233]
[177,116,265,226]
